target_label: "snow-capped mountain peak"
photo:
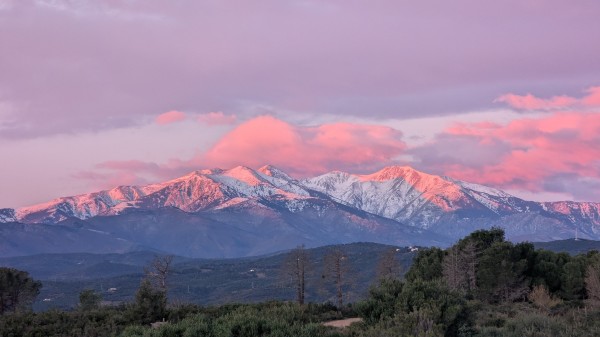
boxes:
[4,164,600,246]
[257,164,293,181]
[10,166,316,224]
[360,165,421,182]
[222,165,266,186]
[303,166,470,224]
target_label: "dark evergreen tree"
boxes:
[464,227,506,251]
[357,278,404,324]
[404,247,444,282]
[79,289,102,311]
[128,279,167,325]
[477,241,528,303]
[561,257,587,300]
[0,267,42,315]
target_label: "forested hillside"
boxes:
[3,229,600,336]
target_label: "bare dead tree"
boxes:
[145,255,174,293]
[462,240,478,292]
[586,259,600,304]
[443,241,478,294]
[323,247,351,308]
[376,248,402,281]
[281,245,310,305]
[443,246,466,292]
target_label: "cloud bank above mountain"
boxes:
[1,1,599,206]
[71,88,600,203]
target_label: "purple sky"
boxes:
[1,0,600,208]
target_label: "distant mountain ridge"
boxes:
[11,165,313,224]
[302,166,600,240]
[1,165,599,258]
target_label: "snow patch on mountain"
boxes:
[7,164,600,244]
[213,197,250,210]
[542,201,600,225]
[454,180,513,199]
[302,166,478,227]
[222,166,265,186]
[13,165,314,223]
[257,165,293,181]
[0,208,16,223]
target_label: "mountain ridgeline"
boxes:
[1,165,599,258]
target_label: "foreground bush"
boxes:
[120,303,344,337]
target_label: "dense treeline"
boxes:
[355,227,600,336]
[3,228,600,336]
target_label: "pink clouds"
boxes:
[2,0,600,207]
[496,86,600,111]
[495,93,578,111]
[583,87,600,106]
[78,116,407,185]
[155,111,186,125]
[201,116,406,176]
[197,112,237,126]
[156,110,237,127]
[67,104,600,202]
[413,111,600,200]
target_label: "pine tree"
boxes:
[0,267,42,315]
[129,279,167,325]
[78,289,101,311]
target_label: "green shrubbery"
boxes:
[352,227,600,337]
[119,303,345,337]
[5,228,600,337]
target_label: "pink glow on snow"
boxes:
[197,112,237,126]
[155,110,187,125]
[222,166,264,186]
[359,166,464,211]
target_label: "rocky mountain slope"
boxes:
[303,166,600,240]
[2,165,599,257]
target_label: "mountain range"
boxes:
[1,165,599,258]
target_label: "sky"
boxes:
[1,0,600,208]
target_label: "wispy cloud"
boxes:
[197,112,237,126]
[495,86,600,111]
[155,110,186,125]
